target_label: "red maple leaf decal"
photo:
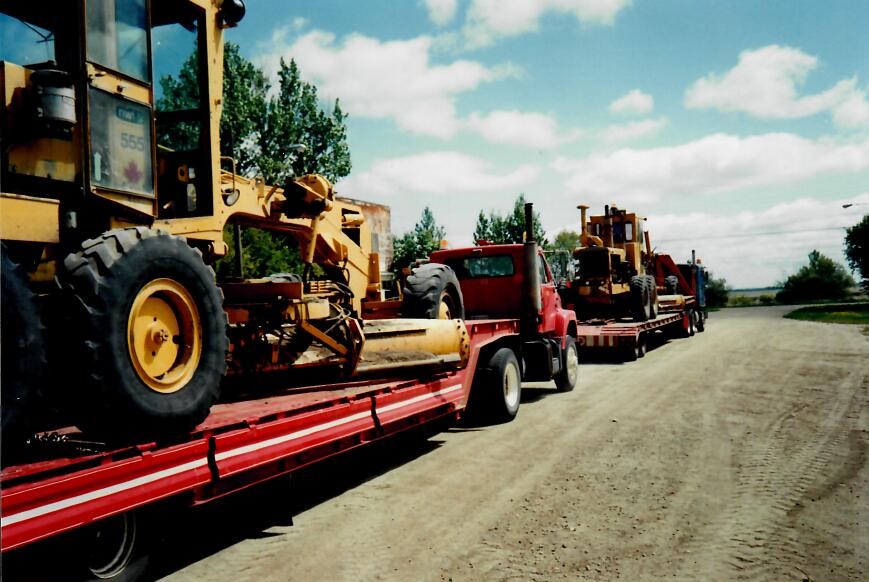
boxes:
[124,160,143,185]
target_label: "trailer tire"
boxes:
[554,337,579,392]
[79,512,150,582]
[402,263,464,320]
[695,309,706,332]
[1,245,46,444]
[61,228,228,439]
[630,276,650,322]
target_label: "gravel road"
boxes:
[10,306,866,581]
[148,306,868,582]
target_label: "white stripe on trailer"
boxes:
[1,457,209,528]
[215,383,463,462]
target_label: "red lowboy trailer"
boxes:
[1,319,520,577]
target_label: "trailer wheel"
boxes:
[636,334,647,358]
[1,245,46,444]
[61,228,228,439]
[630,276,650,322]
[402,263,464,320]
[554,337,579,392]
[695,309,706,332]
[79,512,149,582]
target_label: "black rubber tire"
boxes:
[468,347,521,424]
[1,245,46,443]
[630,275,650,322]
[696,309,706,332]
[664,275,679,295]
[60,228,228,439]
[554,336,579,393]
[636,334,647,358]
[646,275,658,319]
[78,512,150,582]
[402,263,464,320]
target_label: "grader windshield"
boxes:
[1,0,216,213]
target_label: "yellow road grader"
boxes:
[0,0,466,442]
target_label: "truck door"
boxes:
[538,254,558,332]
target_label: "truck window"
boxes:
[87,0,149,82]
[446,255,514,278]
[537,255,550,283]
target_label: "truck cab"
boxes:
[430,240,579,392]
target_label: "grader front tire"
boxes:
[61,228,227,439]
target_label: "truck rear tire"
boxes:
[468,347,521,423]
[1,245,46,444]
[61,228,228,439]
[554,337,579,392]
[402,263,464,320]
[630,276,650,322]
[695,309,706,332]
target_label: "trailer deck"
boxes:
[1,319,519,552]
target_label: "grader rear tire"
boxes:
[1,245,46,445]
[61,228,228,439]
[630,275,650,322]
[402,263,464,320]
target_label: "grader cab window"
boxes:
[86,0,149,82]
[151,2,213,218]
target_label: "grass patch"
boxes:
[784,302,869,324]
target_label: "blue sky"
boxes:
[227,0,869,288]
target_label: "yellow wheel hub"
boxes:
[128,279,201,394]
[438,293,452,320]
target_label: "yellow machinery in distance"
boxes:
[571,203,659,322]
[0,0,467,441]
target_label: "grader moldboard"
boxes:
[0,0,467,444]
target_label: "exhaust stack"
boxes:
[523,203,542,331]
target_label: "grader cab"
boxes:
[0,0,466,443]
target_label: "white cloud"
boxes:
[601,117,667,143]
[424,0,458,26]
[552,132,869,203]
[465,110,583,148]
[645,193,869,288]
[338,151,540,198]
[463,0,631,48]
[609,89,654,115]
[255,30,516,138]
[684,45,869,128]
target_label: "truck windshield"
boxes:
[446,255,515,279]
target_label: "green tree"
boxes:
[844,214,868,291]
[473,211,493,243]
[547,229,581,282]
[551,229,580,252]
[157,43,352,278]
[474,195,547,246]
[775,250,856,303]
[392,207,446,270]
[705,275,730,308]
